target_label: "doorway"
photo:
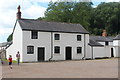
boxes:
[65,47,72,60]
[38,47,45,61]
[111,48,114,57]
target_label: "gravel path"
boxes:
[2,58,118,78]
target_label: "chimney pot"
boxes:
[17,5,21,19]
[102,30,107,37]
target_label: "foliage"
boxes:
[90,2,120,36]
[7,34,12,42]
[38,2,120,36]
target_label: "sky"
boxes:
[0,0,120,43]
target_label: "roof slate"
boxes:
[114,34,120,40]
[18,19,89,34]
[88,39,104,46]
[88,36,114,47]
[90,36,114,42]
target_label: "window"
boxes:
[77,47,82,54]
[55,34,60,40]
[54,46,60,53]
[31,31,38,39]
[27,46,34,54]
[77,35,81,41]
[105,41,109,46]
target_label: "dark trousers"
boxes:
[17,58,20,65]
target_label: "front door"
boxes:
[111,48,114,57]
[65,47,72,60]
[38,47,45,61]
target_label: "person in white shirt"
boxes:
[16,51,20,65]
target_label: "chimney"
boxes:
[17,5,21,19]
[102,30,107,37]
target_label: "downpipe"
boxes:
[82,34,86,60]
[49,32,53,61]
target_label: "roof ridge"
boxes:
[19,19,81,25]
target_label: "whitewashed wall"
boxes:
[104,46,111,57]
[113,40,119,46]
[22,31,51,62]
[93,47,110,58]
[52,33,87,60]
[109,42,113,46]
[6,22,22,61]
[88,46,111,59]
[86,45,92,59]
[118,46,120,57]
[113,40,120,57]
[85,34,90,59]
[93,47,104,59]
[113,47,118,57]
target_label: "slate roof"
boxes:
[88,36,114,46]
[114,34,120,40]
[88,39,104,46]
[18,19,89,34]
[90,36,114,42]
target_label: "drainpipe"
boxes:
[49,32,53,61]
[82,34,86,60]
[91,46,93,59]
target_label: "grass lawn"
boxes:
[2,59,17,63]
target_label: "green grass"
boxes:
[2,59,18,63]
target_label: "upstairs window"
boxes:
[77,35,81,41]
[31,31,38,39]
[27,46,34,54]
[105,41,109,46]
[55,34,60,40]
[54,46,60,54]
[77,47,82,54]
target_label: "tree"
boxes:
[43,1,75,23]
[90,2,120,36]
[40,1,93,31]
[7,34,12,42]
[72,2,93,30]
[38,2,119,36]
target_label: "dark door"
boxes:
[66,47,72,60]
[38,47,45,61]
[111,48,114,57]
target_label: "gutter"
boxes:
[82,34,86,60]
[49,32,53,61]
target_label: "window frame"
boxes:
[27,46,34,54]
[77,35,81,41]
[77,47,82,54]
[31,31,38,39]
[54,34,60,40]
[54,46,60,54]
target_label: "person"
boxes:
[8,55,12,69]
[16,51,20,65]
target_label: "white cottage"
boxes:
[6,6,89,62]
[113,34,120,57]
[87,30,114,59]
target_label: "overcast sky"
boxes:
[0,0,119,43]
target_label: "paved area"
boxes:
[1,58,118,78]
